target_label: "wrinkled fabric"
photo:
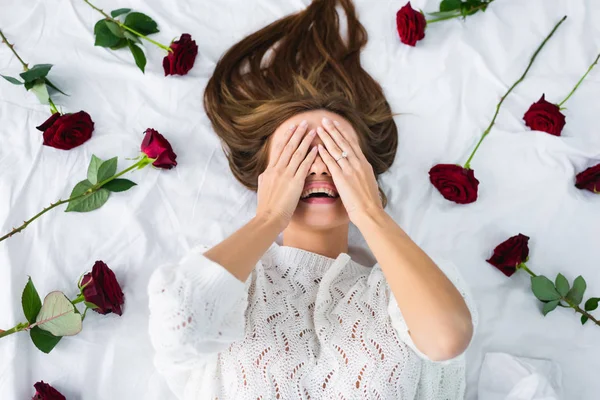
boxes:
[0,0,599,399]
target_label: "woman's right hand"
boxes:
[256,120,318,231]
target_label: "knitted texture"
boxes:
[148,242,477,399]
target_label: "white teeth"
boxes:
[300,187,338,199]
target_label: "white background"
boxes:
[0,0,599,398]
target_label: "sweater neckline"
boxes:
[265,242,370,275]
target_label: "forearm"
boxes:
[203,213,283,282]
[353,209,473,360]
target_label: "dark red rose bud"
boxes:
[141,128,178,169]
[36,111,94,150]
[80,261,124,316]
[487,234,530,277]
[396,2,426,47]
[429,164,479,204]
[32,381,65,400]
[523,94,566,136]
[163,33,198,76]
[575,163,600,193]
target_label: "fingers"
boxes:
[317,144,343,177]
[289,129,316,171]
[321,118,356,158]
[276,120,309,169]
[268,123,297,168]
[295,146,319,179]
[330,119,365,159]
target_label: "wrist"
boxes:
[254,211,288,233]
[350,205,388,229]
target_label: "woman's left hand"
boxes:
[316,117,384,223]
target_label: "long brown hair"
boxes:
[204,0,398,207]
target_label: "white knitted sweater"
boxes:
[148,241,476,400]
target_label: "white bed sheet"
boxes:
[1,0,599,398]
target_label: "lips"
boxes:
[300,181,339,199]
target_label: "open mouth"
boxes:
[300,187,339,204]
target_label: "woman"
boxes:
[148,0,475,399]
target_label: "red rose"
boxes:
[80,261,124,316]
[523,94,566,136]
[429,164,479,204]
[32,381,65,400]
[163,33,198,76]
[487,234,530,277]
[396,2,426,47]
[141,128,178,169]
[36,111,94,150]
[575,163,600,193]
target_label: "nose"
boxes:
[307,137,331,177]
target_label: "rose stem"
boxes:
[48,98,59,114]
[426,2,492,24]
[518,263,537,277]
[0,29,29,71]
[557,51,600,108]
[82,0,173,53]
[0,322,29,339]
[463,15,567,169]
[0,157,150,243]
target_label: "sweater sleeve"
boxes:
[147,244,251,398]
[381,256,478,364]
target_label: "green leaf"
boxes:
[24,79,35,90]
[35,291,82,336]
[127,40,146,73]
[44,78,67,96]
[566,276,586,305]
[542,300,559,316]
[584,297,600,312]
[106,20,125,38]
[21,277,42,324]
[581,315,589,325]
[103,178,137,192]
[87,155,104,185]
[65,180,110,213]
[555,273,570,297]
[30,81,50,104]
[531,276,561,302]
[30,326,62,354]
[110,38,129,50]
[124,12,159,35]
[97,157,118,183]
[111,8,131,18]
[1,74,23,85]
[123,31,141,44]
[94,19,122,48]
[440,0,463,12]
[19,64,53,83]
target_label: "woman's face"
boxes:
[268,110,352,230]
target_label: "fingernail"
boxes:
[289,124,296,130]
[318,144,324,149]
[322,117,331,124]
[333,120,341,126]
[312,146,318,152]
[317,127,324,133]
[300,120,308,127]
[309,129,316,136]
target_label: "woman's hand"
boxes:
[316,117,384,223]
[256,121,318,230]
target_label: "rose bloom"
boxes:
[140,128,178,169]
[523,94,566,136]
[486,234,530,277]
[396,2,426,47]
[36,111,94,150]
[32,381,65,400]
[163,33,198,76]
[80,261,125,316]
[575,163,600,193]
[429,164,479,204]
